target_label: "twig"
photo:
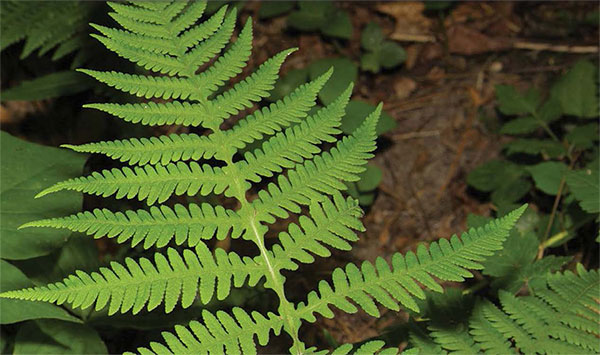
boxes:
[514,41,599,54]
[389,33,436,43]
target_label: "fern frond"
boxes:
[271,192,364,268]
[62,134,215,166]
[253,105,381,221]
[328,341,399,355]
[294,205,526,320]
[82,102,205,126]
[241,85,351,182]
[412,266,600,354]
[1,245,264,315]
[195,19,253,96]
[78,70,195,100]
[90,24,178,55]
[133,308,283,355]
[107,1,186,25]
[35,162,231,205]
[200,48,297,129]
[218,69,332,156]
[181,9,237,73]
[92,34,187,76]
[20,203,243,249]
[1,1,91,59]
[176,4,225,49]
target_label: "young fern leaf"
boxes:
[294,205,527,319]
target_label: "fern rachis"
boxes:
[0,1,531,353]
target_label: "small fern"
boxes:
[407,265,600,354]
[1,1,529,353]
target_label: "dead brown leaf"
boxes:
[376,2,434,42]
[447,25,511,55]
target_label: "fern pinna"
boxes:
[1,1,527,354]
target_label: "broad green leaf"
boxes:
[466,214,492,229]
[483,231,569,293]
[550,60,599,118]
[491,177,531,206]
[321,11,352,39]
[0,260,81,324]
[379,41,406,69]
[258,1,295,19]
[14,234,99,285]
[467,159,525,192]
[268,68,309,102]
[495,85,540,116]
[499,117,539,135]
[566,123,599,150]
[0,71,93,101]
[503,139,566,158]
[566,168,599,213]
[308,58,358,105]
[0,132,87,259]
[538,97,562,123]
[361,52,381,73]
[13,320,106,354]
[357,163,383,192]
[361,22,384,51]
[288,2,334,31]
[342,100,396,136]
[525,161,568,195]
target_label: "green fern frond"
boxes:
[1,244,265,315]
[326,341,398,355]
[176,5,225,49]
[411,266,599,354]
[133,308,283,355]
[35,162,231,205]
[295,205,526,319]
[240,84,351,182]
[20,203,243,249]
[253,105,381,221]
[78,70,196,100]
[81,102,204,126]
[66,71,330,166]
[271,192,365,269]
[1,1,92,59]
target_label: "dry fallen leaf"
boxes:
[376,2,434,42]
[447,25,511,55]
[394,77,418,100]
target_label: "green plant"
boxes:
[468,60,599,253]
[269,57,397,205]
[407,265,599,354]
[258,1,352,40]
[360,22,406,73]
[0,1,531,353]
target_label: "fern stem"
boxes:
[222,155,305,354]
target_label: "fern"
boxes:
[408,265,600,354]
[1,1,529,353]
[1,1,93,60]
